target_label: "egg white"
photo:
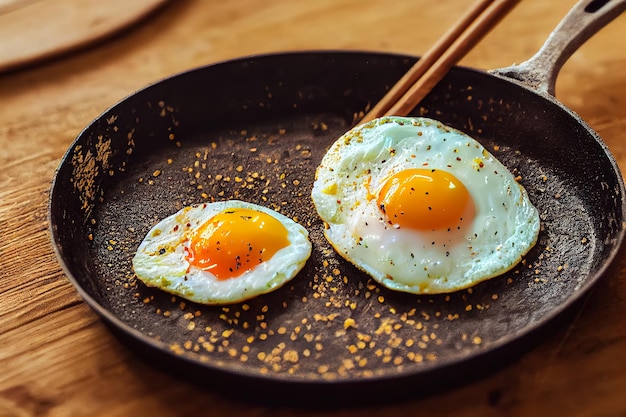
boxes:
[132,200,312,305]
[311,116,540,294]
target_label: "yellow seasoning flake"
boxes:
[283,350,299,363]
[322,182,338,195]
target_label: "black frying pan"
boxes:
[49,0,626,406]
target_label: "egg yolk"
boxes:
[186,208,289,280]
[377,168,471,230]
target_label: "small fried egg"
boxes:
[311,116,540,294]
[132,200,312,305]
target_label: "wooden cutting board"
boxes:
[0,0,168,73]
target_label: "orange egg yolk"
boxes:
[377,168,471,231]
[186,208,289,280]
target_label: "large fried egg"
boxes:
[132,200,312,305]
[311,116,540,294]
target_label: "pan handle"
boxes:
[491,0,626,96]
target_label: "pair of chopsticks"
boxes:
[361,0,520,123]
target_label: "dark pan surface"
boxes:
[50,51,625,402]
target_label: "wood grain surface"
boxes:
[0,0,169,73]
[1,0,625,416]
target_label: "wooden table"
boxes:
[1,0,625,415]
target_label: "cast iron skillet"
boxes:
[50,0,625,406]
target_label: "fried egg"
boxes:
[311,116,540,294]
[132,200,312,305]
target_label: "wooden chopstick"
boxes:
[361,0,520,123]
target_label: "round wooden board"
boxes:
[0,0,168,73]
